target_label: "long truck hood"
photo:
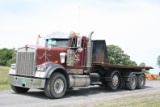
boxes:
[36,46,67,65]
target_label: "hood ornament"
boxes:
[25,44,28,51]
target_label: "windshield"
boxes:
[46,39,69,47]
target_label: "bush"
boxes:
[0,48,16,66]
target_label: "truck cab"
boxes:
[8,32,92,98]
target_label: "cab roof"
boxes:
[45,33,70,39]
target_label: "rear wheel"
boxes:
[136,74,145,89]
[11,85,29,93]
[107,71,120,90]
[45,72,67,99]
[126,74,137,90]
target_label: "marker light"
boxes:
[38,34,41,38]
[55,60,59,64]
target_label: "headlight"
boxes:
[37,66,47,71]
[9,64,16,75]
[11,64,16,69]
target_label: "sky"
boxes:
[0,0,160,74]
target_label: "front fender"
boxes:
[35,62,67,79]
[46,64,66,78]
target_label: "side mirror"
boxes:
[47,45,52,51]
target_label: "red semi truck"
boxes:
[8,31,152,99]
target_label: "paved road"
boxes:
[0,80,160,107]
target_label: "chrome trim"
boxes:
[16,47,36,77]
[54,78,64,94]
[8,75,45,89]
[69,75,90,87]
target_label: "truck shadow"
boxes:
[65,86,151,98]
[12,85,152,99]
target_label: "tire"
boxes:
[126,74,137,90]
[44,72,67,99]
[107,72,120,90]
[11,85,29,93]
[136,74,145,89]
[44,79,52,98]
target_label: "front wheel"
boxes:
[11,85,29,93]
[45,72,67,99]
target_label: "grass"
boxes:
[78,92,160,107]
[0,84,10,91]
[0,66,11,91]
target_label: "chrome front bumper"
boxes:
[8,75,46,89]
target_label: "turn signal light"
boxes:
[55,60,59,64]
[38,34,41,38]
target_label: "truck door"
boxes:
[70,36,85,69]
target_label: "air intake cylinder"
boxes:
[66,49,74,66]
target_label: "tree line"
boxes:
[0,45,153,72]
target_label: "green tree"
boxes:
[139,62,145,67]
[107,45,137,66]
[0,48,16,66]
[157,55,160,68]
[139,62,149,74]
[6,48,16,66]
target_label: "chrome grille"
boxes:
[16,47,36,76]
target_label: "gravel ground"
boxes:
[0,80,160,107]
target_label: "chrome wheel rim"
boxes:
[112,75,119,86]
[54,78,64,94]
[131,76,136,87]
[140,77,144,86]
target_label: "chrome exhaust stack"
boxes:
[86,31,94,72]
